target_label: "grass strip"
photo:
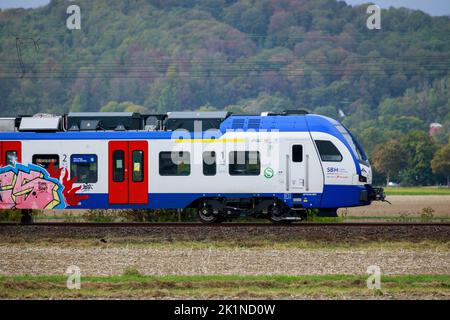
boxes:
[385,187,450,196]
[0,274,448,299]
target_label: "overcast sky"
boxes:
[0,0,49,9]
[0,0,449,16]
[345,0,450,16]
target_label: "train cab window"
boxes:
[112,151,125,182]
[203,151,216,176]
[159,151,191,176]
[292,145,303,162]
[5,151,18,166]
[132,150,144,182]
[315,140,343,162]
[70,154,98,183]
[229,151,260,176]
[335,123,367,162]
[32,154,60,170]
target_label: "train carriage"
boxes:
[0,111,385,223]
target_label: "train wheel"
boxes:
[268,203,292,224]
[197,203,222,224]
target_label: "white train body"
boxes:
[0,112,383,220]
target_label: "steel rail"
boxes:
[0,222,449,227]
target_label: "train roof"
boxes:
[0,111,342,140]
[220,114,339,133]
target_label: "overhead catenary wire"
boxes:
[1,58,449,79]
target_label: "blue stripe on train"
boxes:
[70,193,289,209]
[68,185,369,209]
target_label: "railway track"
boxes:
[1,221,448,243]
[0,221,449,227]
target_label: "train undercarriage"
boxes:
[193,197,338,224]
[17,197,340,224]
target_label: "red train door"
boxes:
[108,141,148,205]
[0,141,22,166]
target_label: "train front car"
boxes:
[0,111,386,223]
[306,114,385,217]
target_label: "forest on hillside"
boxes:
[1,0,450,185]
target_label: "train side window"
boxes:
[32,154,60,170]
[5,151,18,166]
[315,140,343,162]
[159,151,190,176]
[203,151,216,176]
[229,151,260,176]
[132,150,144,182]
[71,154,98,183]
[112,151,125,182]
[292,145,303,162]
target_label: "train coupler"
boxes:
[367,186,390,203]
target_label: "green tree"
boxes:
[100,101,148,113]
[100,101,120,112]
[372,140,409,186]
[357,127,389,157]
[399,131,437,186]
[146,66,182,113]
[431,144,450,187]
[197,104,217,112]
[313,105,338,119]
[0,0,450,151]
[69,94,81,112]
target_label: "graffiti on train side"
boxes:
[0,163,88,209]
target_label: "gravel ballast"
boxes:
[0,245,449,276]
[0,224,448,277]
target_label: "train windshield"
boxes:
[334,124,367,162]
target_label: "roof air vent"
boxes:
[231,119,245,129]
[247,119,261,129]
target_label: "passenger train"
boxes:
[0,111,385,223]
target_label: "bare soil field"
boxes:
[341,195,450,217]
[0,225,448,277]
[0,224,448,299]
[0,245,449,276]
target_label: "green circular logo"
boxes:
[264,167,274,179]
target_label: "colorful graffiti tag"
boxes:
[0,163,87,209]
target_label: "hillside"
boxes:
[1,0,450,184]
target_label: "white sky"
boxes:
[0,0,50,9]
[344,0,450,16]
